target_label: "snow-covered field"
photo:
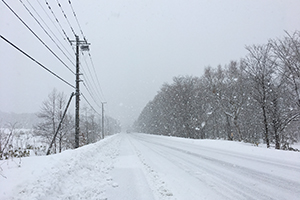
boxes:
[1,133,300,200]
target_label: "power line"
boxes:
[36,0,65,43]
[81,92,101,116]
[58,2,103,119]
[1,0,75,75]
[68,0,86,42]
[19,0,76,68]
[44,0,72,45]
[64,0,104,103]
[81,52,104,103]
[31,0,75,61]
[58,0,107,110]
[82,81,102,110]
[87,52,106,101]
[80,63,104,110]
[4,0,108,144]
[56,0,76,36]
[80,50,106,103]
[0,35,75,89]
[81,71,102,106]
[67,0,106,103]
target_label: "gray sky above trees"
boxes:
[0,0,300,128]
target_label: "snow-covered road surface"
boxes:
[1,133,300,200]
[127,133,300,199]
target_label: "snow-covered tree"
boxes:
[34,89,73,153]
[135,31,300,150]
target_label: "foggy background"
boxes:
[1,0,300,129]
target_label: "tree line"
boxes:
[33,88,121,154]
[134,31,300,150]
[1,89,121,159]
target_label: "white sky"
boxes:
[1,0,300,128]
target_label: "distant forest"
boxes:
[134,31,300,150]
[0,111,40,129]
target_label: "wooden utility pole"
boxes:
[73,35,89,148]
[102,102,107,139]
[75,35,80,148]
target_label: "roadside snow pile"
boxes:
[0,135,121,200]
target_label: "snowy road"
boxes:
[1,133,300,200]
[112,133,300,200]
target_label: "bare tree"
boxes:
[34,89,73,154]
[0,122,18,159]
[243,44,277,148]
[80,106,100,145]
[271,31,300,108]
[270,31,300,149]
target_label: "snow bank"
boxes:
[0,135,121,200]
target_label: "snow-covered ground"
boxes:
[0,128,48,156]
[1,133,300,200]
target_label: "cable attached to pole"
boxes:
[0,35,75,89]
[2,0,75,74]
[46,92,75,155]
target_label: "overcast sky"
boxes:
[1,0,300,128]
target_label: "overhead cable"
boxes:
[68,0,86,42]
[81,92,101,116]
[31,0,75,60]
[36,0,66,43]
[67,0,107,103]
[56,0,76,36]
[67,0,106,102]
[81,71,102,106]
[82,81,102,110]
[87,52,106,101]
[81,52,104,102]
[2,0,75,75]
[19,0,76,68]
[0,35,75,89]
[44,0,72,45]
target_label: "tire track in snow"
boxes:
[133,136,255,200]
[131,133,300,200]
[127,134,176,200]
[146,139,300,193]
[134,134,300,174]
